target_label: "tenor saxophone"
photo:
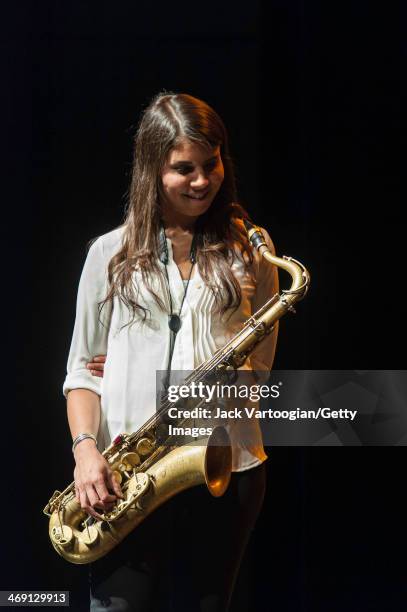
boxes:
[43,220,310,564]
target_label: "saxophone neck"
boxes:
[243,219,310,302]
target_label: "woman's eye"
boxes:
[175,160,217,175]
[176,167,192,175]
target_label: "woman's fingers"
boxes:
[76,484,115,518]
[94,478,117,507]
[90,355,106,365]
[73,433,119,517]
[88,362,104,370]
[87,484,115,519]
[87,368,103,378]
[107,471,124,499]
[86,354,107,378]
[76,473,116,518]
[73,468,80,503]
[79,487,104,520]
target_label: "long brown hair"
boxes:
[99,91,254,327]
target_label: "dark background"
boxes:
[2,1,405,610]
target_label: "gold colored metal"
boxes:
[45,427,231,564]
[50,525,73,549]
[111,470,122,485]
[136,437,155,456]
[79,525,99,547]
[44,220,310,564]
[120,452,140,469]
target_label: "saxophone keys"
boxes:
[136,437,155,456]
[111,470,122,485]
[79,524,99,547]
[50,525,73,549]
[120,452,140,470]
[101,502,125,521]
[128,472,150,499]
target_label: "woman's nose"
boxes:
[190,170,209,188]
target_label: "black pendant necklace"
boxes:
[168,314,182,333]
[159,225,197,388]
[166,256,195,334]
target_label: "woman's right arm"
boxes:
[67,389,123,519]
[63,237,122,518]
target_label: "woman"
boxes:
[64,92,279,611]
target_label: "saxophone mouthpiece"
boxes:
[243,219,253,233]
[243,219,267,251]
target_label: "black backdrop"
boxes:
[2,1,405,610]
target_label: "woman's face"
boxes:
[160,139,225,222]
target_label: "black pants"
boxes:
[89,462,266,612]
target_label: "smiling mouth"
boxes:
[184,192,209,200]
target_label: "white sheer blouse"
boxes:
[63,224,279,471]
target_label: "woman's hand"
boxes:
[73,438,123,520]
[86,354,106,378]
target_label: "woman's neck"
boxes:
[164,225,194,243]
[162,219,195,238]
[161,214,197,239]
[160,214,197,265]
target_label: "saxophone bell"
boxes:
[204,425,232,497]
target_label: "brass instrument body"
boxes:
[44,221,310,564]
[45,427,231,564]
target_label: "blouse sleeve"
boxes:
[249,227,279,379]
[62,237,112,398]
